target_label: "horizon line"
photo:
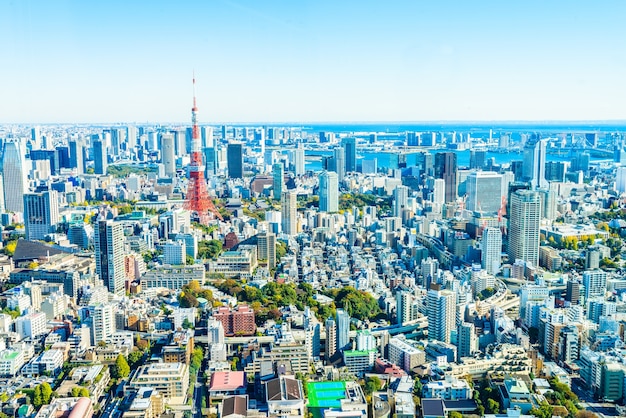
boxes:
[3,119,626,127]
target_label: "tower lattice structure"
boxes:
[184,77,222,224]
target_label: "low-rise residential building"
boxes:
[422,377,472,400]
[141,264,205,289]
[122,388,165,418]
[209,371,247,404]
[0,350,25,376]
[265,376,305,418]
[128,362,190,405]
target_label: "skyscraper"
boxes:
[272,163,283,200]
[257,230,276,270]
[427,285,456,343]
[319,171,339,213]
[395,286,414,325]
[523,137,548,189]
[325,317,337,360]
[161,133,176,177]
[293,144,305,176]
[94,220,125,296]
[335,309,350,352]
[434,152,457,203]
[281,190,297,236]
[341,137,357,173]
[457,322,477,359]
[393,185,409,219]
[481,227,502,275]
[1,141,28,213]
[90,303,115,346]
[582,270,607,300]
[227,143,244,179]
[508,190,542,267]
[93,139,107,175]
[334,146,345,181]
[466,171,503,213]
[24,190,60,241]
[69,140,84,174]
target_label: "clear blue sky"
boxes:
[1,0,625,123]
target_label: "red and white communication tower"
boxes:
[184,76,222,224]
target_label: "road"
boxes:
[572,378,619,418]
[192,355,209,418]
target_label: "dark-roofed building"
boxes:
[219,395,248,418]
[421,399,446,418]
[12,239,71,268]
[265,376,305,418]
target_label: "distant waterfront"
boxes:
[305,148,601,172]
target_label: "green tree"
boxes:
[487,399,500,414]
[198,240,223,259]
[111,354,130,379]
[40,383,52,405]
[178,291,199,308]
[33,385,43,408]
[71,387,90,397]
[448,412,463,418]
[128,350,144,368]
[363,376,382,395]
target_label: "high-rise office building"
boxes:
[257,230,276,270]
[335,309,350,352]
[319,171,339,213]
[508,190,541,267]
[272,163,283,200]
[110,128,124,156]
[582,270,607,300]
[94,220,125,296]
[93,139,107,175]
[457,322,477,359]
[395,286,414,326]
[281,190,297,236]
[90,303,115,346]
[466,171,503,213]
[434,152,457,203]
[160,133,176,177]
[341,137,357,173]
[427,285,456,343]
[334,147,345,181]
[293,144,305,176]
[469,150,486,169]
[481,227,502,275]
[163,240,186,265]
[24,191,59,241]
[227,143,244,179]
[393,185,409,219]
[523,137,548,189]
[2,141,28,213]
[325,317,337,360]
[566,280,580,305]
[69,140,84,174]
[126,126,138,150]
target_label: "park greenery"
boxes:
[178,280,214,308]
[107,164,157,178]
[198,240,223,260]
[214,280,382,323]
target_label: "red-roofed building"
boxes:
[375,358,407,378]
[208,371,247,403]
[213,305,256,337]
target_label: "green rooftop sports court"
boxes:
[307,381,347,408]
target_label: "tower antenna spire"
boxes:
[184,74,223,223]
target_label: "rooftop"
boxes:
[210,371,246,391]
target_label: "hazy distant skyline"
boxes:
[2,1,625,124]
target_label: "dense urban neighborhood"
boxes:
[0,119,623,418]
